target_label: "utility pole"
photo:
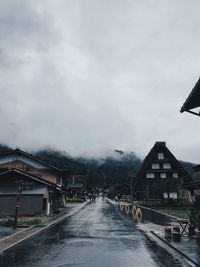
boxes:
[128,171,135,204]
[130,177,133,204]
[13,180,23,229]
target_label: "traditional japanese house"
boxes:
[0,149,67,216]
[133,142,192,202]
[107,183,130,200]
[66,175,87,198]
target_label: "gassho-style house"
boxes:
[0,149,67,216]
[133,142,192,202]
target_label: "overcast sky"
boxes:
[1,0,200,162]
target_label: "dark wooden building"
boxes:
[66,175,87,197]
[107,183,130,199]
[0,149,67,216]
[0,169,54,216]
[133,142,191,202]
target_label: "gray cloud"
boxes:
[0,0,200,162]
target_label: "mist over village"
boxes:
[0,1,200,267]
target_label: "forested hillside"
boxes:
[0,144,196,186]
[35,149,142,186]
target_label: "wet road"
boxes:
[0,198,187,267]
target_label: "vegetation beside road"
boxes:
[0,217,42,227]
[151,205,192,220]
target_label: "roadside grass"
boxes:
[0,217,43,227]
[18,218,42,225]
[151,206,191,220]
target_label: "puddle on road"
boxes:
[120,237,141,248]
[66,240,94,247]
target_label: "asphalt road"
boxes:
[0,198,189,267]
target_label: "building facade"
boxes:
[0,149,67,216]
[134,142,191,202]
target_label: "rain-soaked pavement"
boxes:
[0,198,190,267]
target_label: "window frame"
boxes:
[163,163,171,169]
[160,173,167,178]
[158,153,164,160]
[152,163,160,169]
[172,172,178,178]
[146,172,155,179]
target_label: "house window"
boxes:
[163,192,168,198]
[169,192,178,199]
[172,172,178,178]
[146,173,155,178]
[152,163,160,169]
[158,153,164,160]
[163,163,171,169]
[160,173,166,178]
[164,192,178,199]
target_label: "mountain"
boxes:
[31,150,198,186]
[35,149,86,175]
[76,150,142,186]
[34,149,142,187]
[0,144,12,153]
[0,144,196,186]
[179,161,195,175]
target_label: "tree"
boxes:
[189,193,200,230]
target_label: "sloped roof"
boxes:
[180,78,200,116]
[66,183,84,189]
[112,183,130,190]
[0,149,63,172]
[193,164,200,172]
[0,183,47,195]
[182,179,200,189]
[0,168,55,187]
[133,142,192,188]
[112,183,130,195]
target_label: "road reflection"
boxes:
[0,198,185,267]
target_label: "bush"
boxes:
[189,194,200,229]
[18,218,41,225]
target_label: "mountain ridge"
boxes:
[0,144,196,185]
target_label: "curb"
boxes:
[0,201,88,254]
[110,199,198,266]
[150,231,199,267]
[0,227,33,244]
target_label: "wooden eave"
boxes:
[180,78,200,116]
[0,149,63,172]
[0,168,56,188]
[182,180,200,189]
[193,164,200,172]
